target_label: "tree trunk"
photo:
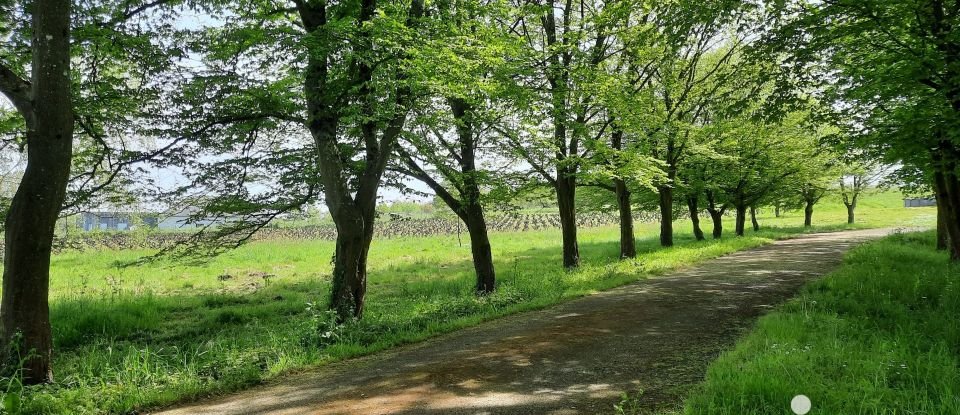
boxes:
[609,128,635,259]
[614,178,636,259]
[398,98,497,293]
[328,209,375,320]
[658,186,674,247]
[734,205,747,237]
[464,206,496,294]
[556,174,580,268]
[749,206,760,232]
[452,98,496,293]
[708,209,723,239]
[687,194,705,241]
[933,144,960,260]
[804,201,814,227]
[936,193,948,251]
[705,190,724,239]
[0,0,73,384]
[775,205,781,218]
[845,203,856,224]
[543,4,579,269]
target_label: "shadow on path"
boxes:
[156,229,894,415]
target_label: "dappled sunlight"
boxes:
[19,189,928,414]
[159,229,895,415]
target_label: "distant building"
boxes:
[157,213,190,230]
[79,212,158,231]
[904,197,937,208]
[157,206,237,230]
[77,207,239,232]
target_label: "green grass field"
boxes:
[0,191,936,414]
[681,230,959,414]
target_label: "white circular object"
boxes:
[791,395,812,415]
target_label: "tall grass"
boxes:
[0,193,935,414]
[682,231,960,414]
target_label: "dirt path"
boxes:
[156,228,895,415]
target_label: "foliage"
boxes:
[707,111,825,212]
[758,0,960,255]
[760,0,960,158]
[0,0,186,212]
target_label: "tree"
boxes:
[580,124,663,257]
[677,140,728,241]
[387,0,522,293]
[610,128,643,255]
[164,0,426,320]
[763,0,960,259]
[614,2,753,247]
[799,183,828,227]
[715,112,814,236]
[0,0,187,383]
[395,103,499,293]
[789,129,839,227]
[686,193,707,240]
[838,160,887,224]
[0,0,72,384]
[705,188,729,238]
[689,146,735,239]
[498,0,620,268]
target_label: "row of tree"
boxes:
[0,0,955,386]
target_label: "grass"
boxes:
[0,191,935,414]
[679,230,960,414]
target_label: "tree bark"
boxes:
[614,178,636,259]
[804,201,814,227]
[706,190,724,239]
[708,210,723,239]
[933,143,960,260]
[658,186,674,247]
[845,203,856,224]
[556,174,580,268]
[734,204,747,237]
[610,128,635,259]
[328,209,374,320]
[687,194,705,241]
[775,205,781,218]
[452,98,495,293]
[936,193,948,251]
[1,0,73,384]
[464,206,496,293]
[749,206,760,232]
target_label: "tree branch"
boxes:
[0,63,33,127]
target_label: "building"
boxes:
[157,206,238,230]
[77,207,239,232]
[903,197,937,208]
[79,212,158,231]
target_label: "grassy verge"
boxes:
[680,231,960,414]
[0,193,934,414]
